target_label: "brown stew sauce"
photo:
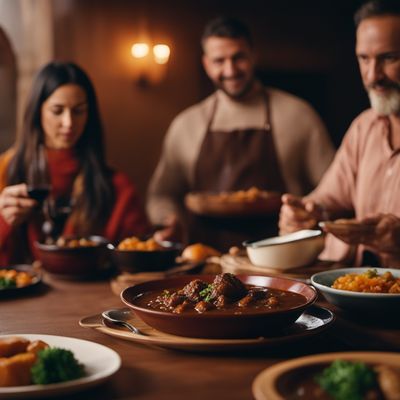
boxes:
[133,274,307,315]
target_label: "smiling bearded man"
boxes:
[279,0,400,268]
[147,17,334,250]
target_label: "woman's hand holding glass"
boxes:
[0,183,38,227]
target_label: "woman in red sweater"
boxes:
[0,62,149,265]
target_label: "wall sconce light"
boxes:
[153,44,170,64]
[131,43,149,58]
[131,42,170,87]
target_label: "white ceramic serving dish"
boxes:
[243,230,324,270]
[311,267,400,311]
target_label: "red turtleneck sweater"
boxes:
[0,148,149,265]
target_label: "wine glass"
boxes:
[26,151,51,207]
[42,196,72,242]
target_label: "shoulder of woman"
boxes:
[0,148,15,189]
[111,170,137,190]
[0,148,15,165]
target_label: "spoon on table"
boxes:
[102,309,144,335]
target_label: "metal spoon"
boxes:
[101,309,144,335]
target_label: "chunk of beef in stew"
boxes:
[209,273,248,301]
[179,279,209,302]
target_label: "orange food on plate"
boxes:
[0,338,49,387]
[332,269,400,293]
[117,237,163,251]
[182,243,221,262]
[0,353,37,387]
[0,270,33,289]
[215,187,276,203]
[0,337,30,358]
[55,237,98,248]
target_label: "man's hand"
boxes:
[0,184,37,227]
[279,194,322,234]
[321,214,400,267]
[359,214,400,254]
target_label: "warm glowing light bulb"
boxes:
[153,44,170,64]
[131,43,149,58]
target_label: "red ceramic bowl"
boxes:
[35,236,111,278]
[121,275,317,339]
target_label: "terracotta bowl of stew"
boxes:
[111,241,182,273]
[35,236,111,278]
[121,274,317,339]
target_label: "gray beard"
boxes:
[368,88,400,116]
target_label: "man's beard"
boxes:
[216,76,255,99]
[368,83,400,116]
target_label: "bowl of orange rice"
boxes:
[311,268,400,311]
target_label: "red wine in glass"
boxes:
[27,186,50,205]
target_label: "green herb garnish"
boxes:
[0,276,16,289]
[199,284,214,302]
[162,290,171,297]
[364,269,378,278]
[31,347,85,384]
[315,360,377,400]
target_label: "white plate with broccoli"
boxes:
[0,334,121,399]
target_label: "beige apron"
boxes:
[189,92,286,251]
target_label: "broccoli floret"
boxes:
[0,277,16,289]
[31,347,85,384]
[315,360,377,400]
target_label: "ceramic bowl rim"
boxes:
[35,235,109,252]
[243,229,322,249]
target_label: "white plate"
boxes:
[0,334,121,399]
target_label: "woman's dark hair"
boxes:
[201,17,253,50]
[355,0,400,27]
[7,61,114,235]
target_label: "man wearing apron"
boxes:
[147,17,335,251]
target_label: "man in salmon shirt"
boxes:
[279,0,400,267]
[148,17,334,250]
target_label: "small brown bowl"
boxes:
[34,236,111,278]
[121,275,317,339]
[111,241,182,273]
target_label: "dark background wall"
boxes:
[52,0,369,197]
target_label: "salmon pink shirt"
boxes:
[307,109,400,266]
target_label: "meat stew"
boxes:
[134,273,308,315]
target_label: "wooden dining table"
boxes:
[2,269,399,400]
